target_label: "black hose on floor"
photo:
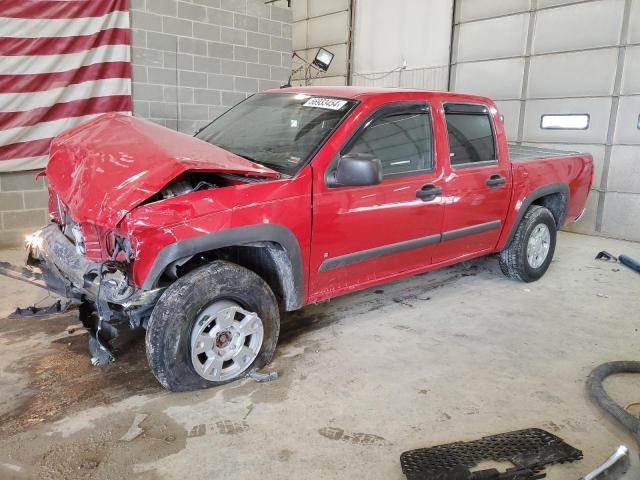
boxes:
[619,255,640,274]
[587,361,640,446]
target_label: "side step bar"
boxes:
[0,261,48,290]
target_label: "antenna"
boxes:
[175,37,180,131]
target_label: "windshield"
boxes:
[195,93,356,176]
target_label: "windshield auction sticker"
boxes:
[303,97,348,110]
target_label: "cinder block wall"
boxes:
[0,0,292,248]
[0,172,48,247]
[130,0,292,133]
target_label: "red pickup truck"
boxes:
[0,87,593,391]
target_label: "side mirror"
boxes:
[326,153,383,187]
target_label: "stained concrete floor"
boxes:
[0,231,639,479]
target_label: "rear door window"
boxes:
[444,104,496,167]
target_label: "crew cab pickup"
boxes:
[0,87,593,391]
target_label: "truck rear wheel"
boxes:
[499,205,557,282]
[146,261,280,392]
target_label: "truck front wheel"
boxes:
[499,205,557,282]
[145,261,280,392]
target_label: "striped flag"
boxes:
[0,0,132,172]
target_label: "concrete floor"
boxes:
[0,231,639,479]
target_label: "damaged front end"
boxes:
[1,223,164,365]
[0,113,281,366]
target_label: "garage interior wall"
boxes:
[130,0,292,135]
[0,0,292,248]
[351,0,453,90]
[450,0,640,241]
[291,0,350,85]
[2,0,639,245]
[292,0,454,89]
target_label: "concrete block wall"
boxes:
[0,171,48,247]
[130,0,292,134]
[0,0,292,247]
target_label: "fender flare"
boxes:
[142,224,304,310]
[503,183,570,247]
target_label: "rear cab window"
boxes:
[444,103,496,168]
[342,102,434,178]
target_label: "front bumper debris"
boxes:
[0,223,165,363]
[0,261,48,290]
[400,428,583,480]
[19,224,164,307]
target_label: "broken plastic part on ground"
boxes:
[248,369,278,383]
[399,428,583,480]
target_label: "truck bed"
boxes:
[507,143,581,162]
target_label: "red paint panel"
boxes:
[307,97,447,299]
[0,0,128,19]
[0,61,131,94]
[46,114,279,228]
[495,154,594,251]
[0,28,130,56]
[121,169,313,289]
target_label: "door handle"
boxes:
[486,174,506,188]
[416,184,443,202]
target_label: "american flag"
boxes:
[0,0,132,172]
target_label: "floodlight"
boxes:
[312,48,334,71]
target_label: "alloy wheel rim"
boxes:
[190,299,263,381]
[526,223,551,269]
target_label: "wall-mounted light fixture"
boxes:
[312,48,334,72]
[264,0,291,7]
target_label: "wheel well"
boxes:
[531,192,567,228]
[158,242,299,311]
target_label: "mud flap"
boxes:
[89,336,115,366]
[79,302,117,366]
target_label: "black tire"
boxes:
[499,205,557,282]
[145,261,280,392]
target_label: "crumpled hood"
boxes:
[46,113,278,228]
